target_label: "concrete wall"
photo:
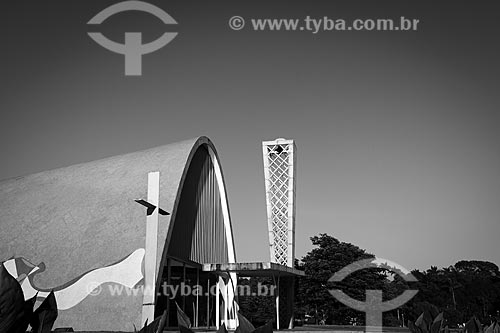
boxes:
[0,136,223,331]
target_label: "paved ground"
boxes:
[76,325,410,333]
[285,325,409,332]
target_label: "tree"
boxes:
[293,234,500,328]
[404,261,500,327]
[296,234,390,325]
[238,277,275,326]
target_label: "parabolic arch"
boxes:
[159,138,237,269]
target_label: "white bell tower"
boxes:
[262,138,296,267]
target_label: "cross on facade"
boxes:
[135,171,169,325]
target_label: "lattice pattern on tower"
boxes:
[262,138,296,267]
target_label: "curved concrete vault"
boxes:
[0,136,236,331]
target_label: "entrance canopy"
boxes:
[203,262,304,330]
[202,262,305,277]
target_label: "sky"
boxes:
[1,1,499,271]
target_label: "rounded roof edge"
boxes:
[159,136,236,265]
[0,136,236,285]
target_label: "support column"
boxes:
[165,259,172,327]
[216,278,220,329]
[277,276,295,330]
[275,275,280,330]
[196,269,200,327]
[285,276,296,329]
[224,282,228,329]
[207,277,210,329]
[182,263,186,311]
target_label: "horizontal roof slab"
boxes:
[202,262,305,277]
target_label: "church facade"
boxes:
[0,137,238,331]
